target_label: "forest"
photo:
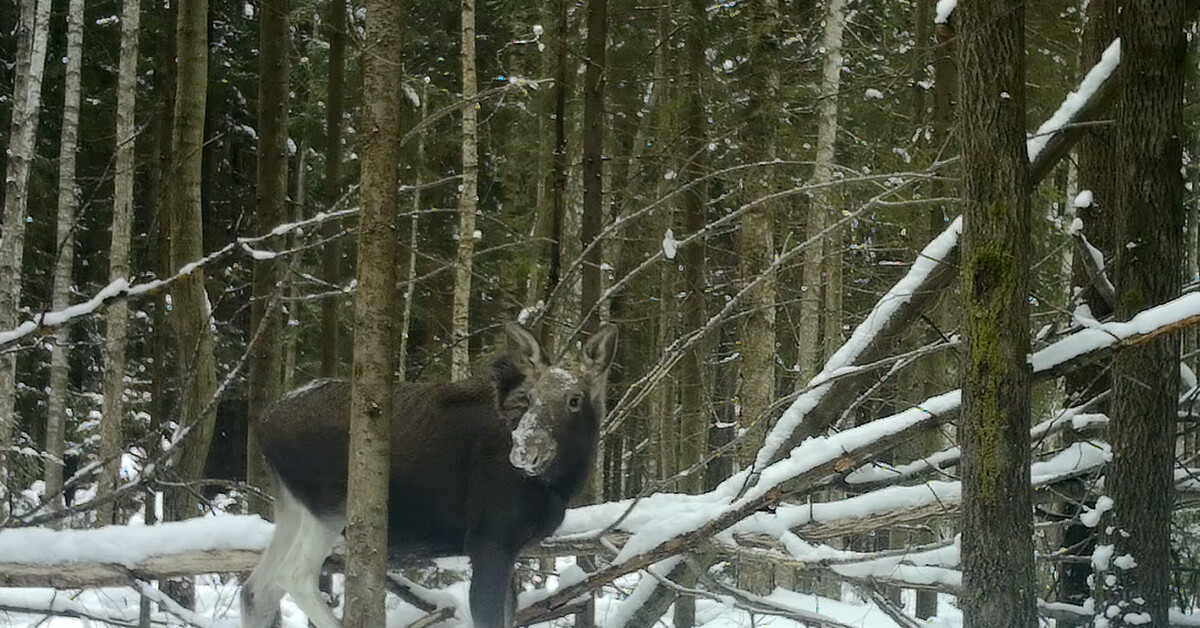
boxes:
[0,0,1197,626]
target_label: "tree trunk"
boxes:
[451,0,479,380]
[398,86,426,382]
[737,0,779,467]
[581,0,608,339]
[44,0,85,520]
[98,0,140,528]
[247,0,289,518]
[677,0,709,499]
[735,0,782,596]
[342,0,402,624]
[956,1,1036,626]
[0,0,51,518]
[817,0,846,363]
[164,0,218,526]
[321,0,347,378]
[1103,4,1186,625]
[1058,0,1118,618]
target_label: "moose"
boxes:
[240,323,618,628]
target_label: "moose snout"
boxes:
[510,430,556,476]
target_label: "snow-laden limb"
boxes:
[1027,39,1121,164]
[744,37,1125,482]
[0,207,360,351]
[751,218,963,471]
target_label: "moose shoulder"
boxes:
[241,323,618,628]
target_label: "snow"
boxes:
[0,515,273,565]
[661,228,678,260]
[1074,189,1094,208]
[1027,39,1121,163]
[934,0,956,24]
[1093,544,1115,570]
[1114,554,1138,570]
[1081,495,1114,528]
[863,88,884,101]
[1030,292,1200,372]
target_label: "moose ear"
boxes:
[582,324,618,377]
[506,323,547,376]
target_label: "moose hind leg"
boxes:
[276,504,345,628]
[241,487,303,628]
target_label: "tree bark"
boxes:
[398,86,426,382]
[98,0,140,528]
[247,0,289,518]
[44,0,85,520]
[342,0,402,624]
[321,0,347,378]
[956,1,1037,626]
[737,0,780,466]
[581,0,608,339]
[164,0,218,526]
[1103,3,1186,625]
[451,0,478,380]
[817,0,846,365]
[677,0,709,498]
[0,0,51,518]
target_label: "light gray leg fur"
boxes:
[241,486,346,628]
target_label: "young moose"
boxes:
[240,323,617,628]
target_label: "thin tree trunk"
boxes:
[817,0,846,363]
[451,0,479,380]
[98,0,140,528]
[321,0,347,378]
[1058,1,1117,617]
[44,0,85,521]
[1103,4,1186,625]
[956,1,1036,626]
[398,86,426,382]
[677,0,709,498]
[342,0,402,623]
[247,0,289,518]
[0,0,51,518]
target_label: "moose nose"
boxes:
[510,431,553,476]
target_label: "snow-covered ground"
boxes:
[0,573,962,627]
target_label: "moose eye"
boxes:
[567,393,583,412]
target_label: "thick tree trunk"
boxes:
[164,0,218,526]
[44,0,85,520]
[0,0,51,518]
[1103,3,1186,625]
[737,0,779,467]
[956,1,1037,626]
[321,0,347,378]
[247,0,289,518]
[451,0,479,380]
[342,0,402,624]
[98,0,140,527]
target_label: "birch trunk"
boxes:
[98,0,140,527]
[343,0,402,622]
[817,0,846,363]
[451,0,478,380]
[0,0,51,518]
[43,0,85,520]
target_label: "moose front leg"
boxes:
[466,543,517,628]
